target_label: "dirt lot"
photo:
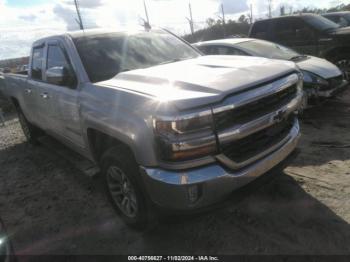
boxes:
[0,90,350,255]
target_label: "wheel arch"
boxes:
[10,97,20,108]
[86,128,136,164]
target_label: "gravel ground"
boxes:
[0,90,350,255]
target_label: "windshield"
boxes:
[342,13,350,24]
[73,30,200,83]
[303,15,340,31]
[235,40,300,60]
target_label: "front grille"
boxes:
[321,75,344,91]
[214,84,297,130]
[221,117,295,164]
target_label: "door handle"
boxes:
[24,88,32,94]
[40,93,49,99]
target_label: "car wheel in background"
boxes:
[334,57,350,80]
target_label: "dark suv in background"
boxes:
[249,14,350,75]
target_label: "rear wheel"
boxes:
[17,107,43,145]
[101,146,153,229]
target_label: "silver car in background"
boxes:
[194,38,348,106]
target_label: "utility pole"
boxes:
[186,2,194,35]
[221,4,226,25]
[144,0,150,25]
[74,0,84,30]
[221,3,226,37]
[249,3,253,24]
[280,5,285,16]
[268,0,272,18]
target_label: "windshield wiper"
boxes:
[159,59,182,65]
[159,57,194,66]
[290,55,308,61]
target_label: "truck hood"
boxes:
[296,56,342,79]
[99,55,297,111]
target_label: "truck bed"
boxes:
[2,73,28,98]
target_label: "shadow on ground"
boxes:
[1,90,350,255]
[289,96,350,168]
[0,142,349,255]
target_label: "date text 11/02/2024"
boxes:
[127,256,220,261]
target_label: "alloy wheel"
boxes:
[106,166,138,218]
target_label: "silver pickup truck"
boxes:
[3,28,303,228]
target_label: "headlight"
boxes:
[153,112,218,161]
[301,70,328,86]
[154,112,213,134]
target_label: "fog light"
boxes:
[188,185,201,203]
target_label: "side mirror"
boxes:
[46,66,74,87]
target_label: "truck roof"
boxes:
[253,13,320,23]
[32,27,160,46]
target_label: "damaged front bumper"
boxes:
[304,79,349,104]
[317,79,349,98]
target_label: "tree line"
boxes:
[184,3,350,43]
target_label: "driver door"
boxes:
[42,40,85,148]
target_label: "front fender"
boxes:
[79,83,160,166]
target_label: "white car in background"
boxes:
[194,38,348,106]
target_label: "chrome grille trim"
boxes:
[217,93,302,145]
[213,73,302,170]
[213,73,300,114]
[216,118,300,170]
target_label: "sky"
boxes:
[0,0,349,59]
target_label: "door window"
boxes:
[46,44,76,87]
[47,44,70,70]
[251,21,270,39]
[273,18,315,42]
[293,19,316,41]
[31,46,44,80]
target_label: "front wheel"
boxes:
[334,57,350,80]
[101,146,153,229]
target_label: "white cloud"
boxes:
[64,0,104,8]
[1,0,350,59]
[217,0,249,14]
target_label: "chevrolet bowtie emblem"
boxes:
[273,110,286,123]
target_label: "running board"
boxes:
[38,136,100,177]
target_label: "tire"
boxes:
[101,146,153,229]
[16,107,43,145]
[333,55,350,80]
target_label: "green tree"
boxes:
[238,15,248,24]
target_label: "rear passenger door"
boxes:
[271,17,318,55]
[26,44,48,128]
